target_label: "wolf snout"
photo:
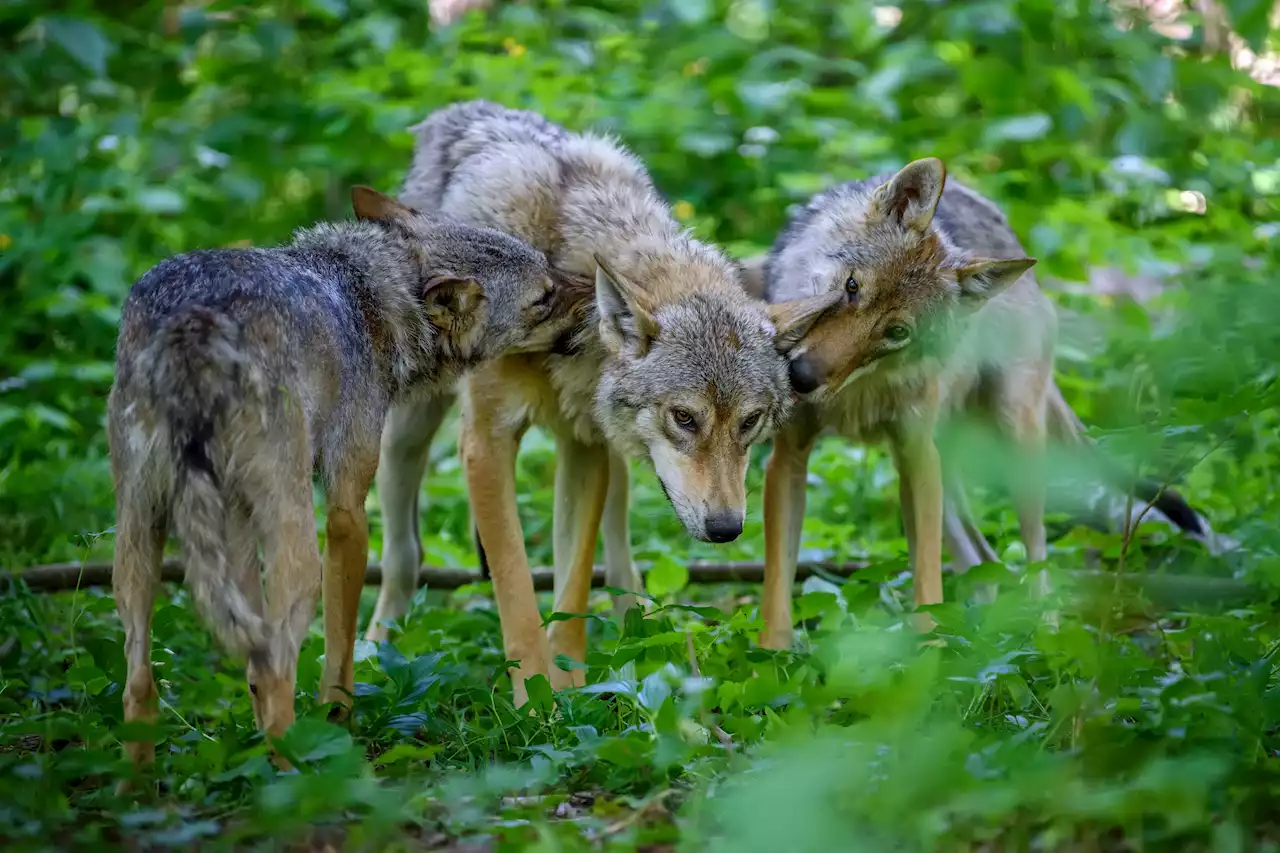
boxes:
[704,510,744,543]
[787,355,824,395]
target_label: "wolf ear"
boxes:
[351,186,420,224]
[595,255,659,356]
[767,290,843,354]
[955,257,1036,305]
[872,158,947,232]
[422,275,484,331]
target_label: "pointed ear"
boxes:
[871,158,947,232]
[737,254,769,300]
[595,255,658,355]
[421,275,484,331]
[955,257,1037,305]
[351,186,420,224]
[767,290,843,354]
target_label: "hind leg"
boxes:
[367,392,454,641]
[252,454,323,743]
[320,447,380,717]
[1002,377,1055,615]
[602,451,642,619]
[942,468,1002,604]
[115,500,167,773]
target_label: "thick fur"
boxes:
[108,196,564,767]
[369,101,831,702]
[757,161,1217,648]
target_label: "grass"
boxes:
[2,415,1277,852]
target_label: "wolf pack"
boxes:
[107,100,1220,771]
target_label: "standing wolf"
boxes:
[754,159,1214,648]
[366,101,836,704]
[108,187,577,769]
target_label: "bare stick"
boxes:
[2,559,869,594]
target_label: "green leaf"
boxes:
[273,719,354,765]
[645,555,689,598]
[38,17,115,77]
[1223,0,1273,51]
[522,674,555,717]
[982,113,1053,145]
[553,653,588,672]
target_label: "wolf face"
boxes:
[351,187,578,367]
[592,256,836,542]
[766,159,1036,399]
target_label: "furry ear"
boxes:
[736,253,769,300]
[872,158,947,232]
[595,255,658,355]
[351,186,420,224]
[955,257,1037,305]
[767,290,843,354]
[422,275,484,331]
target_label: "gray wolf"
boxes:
[108,186,573,770]
[756,159,1216,647]
[366,100,836,705]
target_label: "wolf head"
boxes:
[766,159,1036,398]
[352,187,581,363]
[591,251,837,542]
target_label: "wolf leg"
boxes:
[114,499,167,774]
[892,402,944,632]
[601,451,642,618]
[1008,391,1054,617]
[319,448,379,718]
[547,435,610,688]
[760,421,817,650]
[461,373,549,709]
[367,392,455,641]
[942,468,1001,603]
[253,432,323,746]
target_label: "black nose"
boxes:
[788,356,823,394]
[704,512,744,543]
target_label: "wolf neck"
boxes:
[569,203,737,304]
[291,221,438,396]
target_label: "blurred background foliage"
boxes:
[3,0,1279,570]
[4,0,1280,849]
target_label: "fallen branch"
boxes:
[1,558,869,594]
[1,559,1260,611]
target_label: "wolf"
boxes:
[364,100,836,705]
[107,186,576,769]
[754,159,1217,648]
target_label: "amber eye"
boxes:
[885,324,911,343]
[671,408,697,431]
[845,275,859,296]
[741,412,762,433]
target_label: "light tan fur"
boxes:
[760,159,1052,647]
[370,102,831,706]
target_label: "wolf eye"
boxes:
[671,408,697,431]
[741,412,762,433]
[845,275,859,296]
[885,324,911,343]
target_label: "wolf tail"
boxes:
[1044,380,1210,541]
[145,308,271,660]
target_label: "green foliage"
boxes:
[2,0,1280,849]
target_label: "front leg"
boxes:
[891,404,944,631]
[548,436,611,687]
[460,370,549,709]
[760,418,818,650]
